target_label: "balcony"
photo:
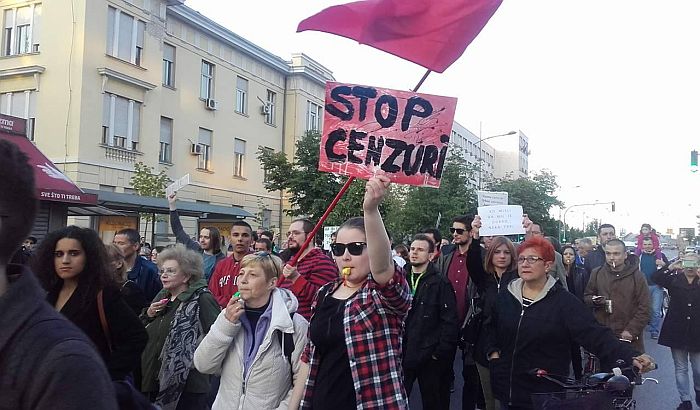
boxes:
[101,144,142,162]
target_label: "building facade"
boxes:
[450,121,496,188]
[0,0,333,244]
[491,130,529,180]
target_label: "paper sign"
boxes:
[477,191,508,207]
[477,205,526,236]
[323,226,339,251]
[318,82,458,188]
[165,174,190,197]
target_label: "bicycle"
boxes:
[529,361,659,410]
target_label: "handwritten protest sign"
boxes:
[477,191,508,207]
[318,82,458,187]
[323,225,339,250]
[165,174,190,197]
[477,205,526,236]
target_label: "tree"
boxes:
[130,162,170,241]
[385,148,478,243]
[258,131,375,226]
[486,170,563,237]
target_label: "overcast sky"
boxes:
[187,0,700,236]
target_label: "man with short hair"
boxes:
[280,218,339,320]
[436,215,481,410]
[168,193,226,281]
[22,236,37,252]
[254,238,273,253]
[577,237,593,261]
[584,224,617,275]
[403,234,459,410]
[209,220,254,307]
[584,239,651,352]
[640,237,669,339]
[113,228,161,301]
[420,227,444,261]
[0,140,117,409]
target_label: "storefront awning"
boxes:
[0,116,97,205]
[84,189,253,219]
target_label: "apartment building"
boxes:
[450,120,496,188]
[0,0,333,243]
[491,130,529,180]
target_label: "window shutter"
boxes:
[136,20,145,48]
[10,92,26,118]
[198,128,212,146]
[131,101,140,142]
[3,9,14,29]
[117,12,133,60]
[102,94,111,127]
[163,43,174,61]
[234,138,246,154]
[160,117,172,144]
[32,4,41,47]
[16,6,31,25]
[237,76,248,92]
[114,97,129,137]
[106,7,115,55]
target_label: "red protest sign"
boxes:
[318,82,457,187]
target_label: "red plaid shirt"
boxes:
[300,268,411,409]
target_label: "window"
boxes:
[235,76,248,114]
[200,60,214,100]
[306,101,322,132]
[0,91,37,140]
[2,4,41,56]
[159,117,173,163]
[261,146,273,181]
[233,138,246,177]
[264,90,275,125]
[162,43,175,87]
[106,6,145,65]
[101,93,141,150]
[198,128,212,170]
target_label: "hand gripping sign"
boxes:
[318,82,458,187]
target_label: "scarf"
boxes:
[155,287,208,410]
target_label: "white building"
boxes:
[450,121,495,188]
[491,130,530,180]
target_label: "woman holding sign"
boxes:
[298,175,412,410]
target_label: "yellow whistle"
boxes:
[342,267,351,277]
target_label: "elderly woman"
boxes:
[299,175,412,409]
[486,236,654,410]
[140,244,220,410]
[33,226,147,381]
[653,253,700,410]
[193,252,309,409]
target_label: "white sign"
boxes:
[477,191,509,207]
[477,205,526,236]
[165,174,191,197]
[323,226,339,250]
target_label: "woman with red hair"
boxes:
[485,236,654,410]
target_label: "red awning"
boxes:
[0,115,97,205]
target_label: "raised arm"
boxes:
[467,216,490,290]
[168,193,202,252]
[363,176,394,286]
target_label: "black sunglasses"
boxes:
[330,242,367,257]
[449,228,466,235]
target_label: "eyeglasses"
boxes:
[330,242,367,257]
[516,256,545,265]
[449,228,466,235]
[159,267,179,275]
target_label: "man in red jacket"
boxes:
[208,220,253,308]
[280,218,339,320]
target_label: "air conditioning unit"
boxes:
[205,99,218,110]
[190,143,202,155]
[260,103,271,115]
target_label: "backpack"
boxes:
[276,311,296,371]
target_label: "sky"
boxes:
[186,0,700,236]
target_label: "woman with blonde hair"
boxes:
[194,252,309,409]
[140,244,220,410]
[105,243,148,315]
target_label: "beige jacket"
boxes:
[193,288,309,410]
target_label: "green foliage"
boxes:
[385,148,478,243]
[257,131,371,226]
[130,162,169,198]
[486,169,563,237]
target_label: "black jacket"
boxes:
[583,245,606,275]
[466,238,518,366]
[1,265,117,409]
[487,276,639,409]
[47,283,148,380]
[565,263,590,302]
[403,262,459,369]
[653,267,700,351]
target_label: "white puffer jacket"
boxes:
[194,288,309,410]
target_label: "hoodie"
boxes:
[193,288,309,410]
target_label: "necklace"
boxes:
[343,279,366,289]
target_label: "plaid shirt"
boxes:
[300,268,411,409]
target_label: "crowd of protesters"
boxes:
[5,135,692,410]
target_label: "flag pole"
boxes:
[277,69,433,285]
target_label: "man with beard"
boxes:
[436,215,482,410]
[209,220,254,307]
[280,218,338,320]
[403,234,458,410]
[167,193,226,282]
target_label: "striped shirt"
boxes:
[279,247,338,320]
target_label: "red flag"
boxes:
[297,0,502,73]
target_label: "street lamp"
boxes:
[477,125,516,189]
[561,201,616,243]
